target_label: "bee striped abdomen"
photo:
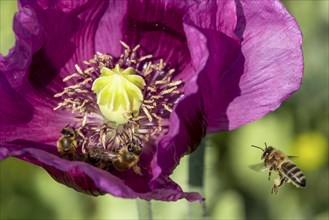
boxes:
[281,161,306,188]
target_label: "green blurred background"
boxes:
[0,1,328,219]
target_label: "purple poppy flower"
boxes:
[0,0,303,202]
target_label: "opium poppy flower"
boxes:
[0,0,303,202]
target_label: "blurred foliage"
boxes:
[0,1,16,56]
[0,0,328,219]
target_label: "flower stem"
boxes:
[136,199,152,220]
[188,139,206,219]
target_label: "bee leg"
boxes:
[268,165,275,180]
[268,171,272,181]
[278,176,288,188]
[271,186,277,194]
[272,176,289,194]
[271,177,281,194]
[268,165,277,180]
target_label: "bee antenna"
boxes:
[251,145,264,152]
[264,142,268,149]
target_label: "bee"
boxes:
[112,141,143,175]
[57,126,80,160]
[86,142,142,175]
[86,147,115,172]
[251,143,306,194]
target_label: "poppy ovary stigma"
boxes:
[92,64,146,124]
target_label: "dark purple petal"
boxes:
[0,0,108,142]
[123,0,190,69]
[95,0,194,72]
[0,73,33,124]
[183,17,242,132]
[18,0,107,71]
[152,21,209,178]
[0,142,203,202]
[151,1,239,178]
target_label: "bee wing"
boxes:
[249,163,267,172]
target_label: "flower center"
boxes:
[92,64,145,124]
[54,42,183,174]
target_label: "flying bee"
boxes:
[57,126,80,160]
[251,143,306,194]
[112,141,143,175]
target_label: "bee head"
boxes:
[261,146,274,160]
[87,147,102,163]
[126,143,142,156]
[251,143,274,159]
[61,127,76,138]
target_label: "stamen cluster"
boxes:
[54,42,183,172]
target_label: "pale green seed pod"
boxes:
[92,64,145,124]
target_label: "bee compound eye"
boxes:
[127,144,133,152]
[61,129,68,135]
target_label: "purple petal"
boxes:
[94,0,127,57]
[152,0,239,176]
[183,19,242,132]
[152,22,209,178]
[95,0,194,71]
[215,0,303,131]
[186,0,238,40]
[141,1,238,180]
[18,0,107,79]
[0,0,108,142]
[184,0,303,132]
[0,142,203,202]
